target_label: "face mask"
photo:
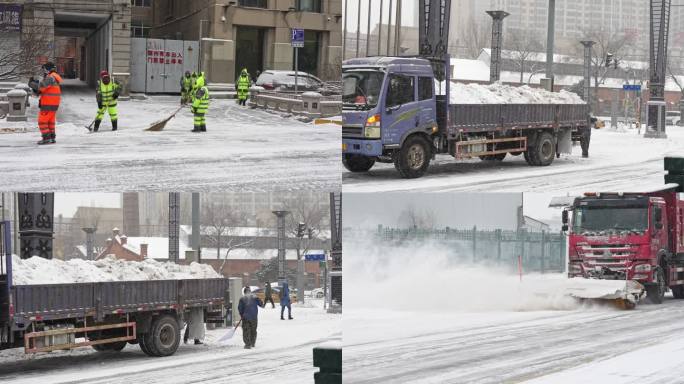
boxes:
[103,77,111,85]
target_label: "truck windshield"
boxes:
[572,207,648,233]
[343,71,384,109]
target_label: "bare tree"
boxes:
[0,20,52,81]
[201,196,251,259]
[397,205,436,229]
[461,18,490,59]
[506,29,543,84]
[577,27,634,93]
[281,193,329,259]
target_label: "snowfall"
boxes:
[343,236,684,384]
[0,80,341,192]
[345,82,684,194]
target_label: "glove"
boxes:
[98,101,103,109]
[113,91,119,100]
[191,107,197,114]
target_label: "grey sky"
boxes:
[343,0,416,33]
[55,193,121,218]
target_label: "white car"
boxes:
[666,110,681,126]
[311,288,325,298]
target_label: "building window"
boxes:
[131,21,151,37]
[297,0,322,13]
[131,0,151,6]
[239,0,267,8]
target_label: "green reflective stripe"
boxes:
[387,108,419,130]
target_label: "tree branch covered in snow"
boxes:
[201,196,251,259]
[505,29,543,84]
[462,18,491,59]
[0,21,52,81]
[577,27,635,92]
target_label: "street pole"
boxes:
[272,211,290,282]
[294,47,299,94]
[387,0,393,56]
[366,0,372,56]
[356,0,361,58]
[580,40,595,109]
[545,0,556,89]
[342,0,347,60]
[378,0,383,55]
[487,11,510,83]
[394,0,402,55]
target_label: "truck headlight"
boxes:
[634,264,651,272]
[364,114,381,139]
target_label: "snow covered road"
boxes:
[0,302,340,384]
[0,81,341,191]
[343,127,684,193]
[344,299,684,383]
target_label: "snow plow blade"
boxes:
[563,278,645,309]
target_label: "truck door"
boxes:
[417,76,437,131]
[382,73,419,145]
[652,203,669,252]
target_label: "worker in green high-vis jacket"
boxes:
[191,79,210,133]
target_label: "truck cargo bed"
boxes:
[448,104,589,134]
[10,278,229,323]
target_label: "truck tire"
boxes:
[394,135,431,179]
[146,315,180,357]
[479,153,506,161]
[92,341,127,352]
[646,268,666,304]
[138,335,155,356]
[342,154,375,173]
[527,132,555,166]
[672,285,684,299]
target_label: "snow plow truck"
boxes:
[562,157,684,308]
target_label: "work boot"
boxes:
[48,133,56,144]
[191,126,200,133]
[281,316,284,320]
[200,124,206,132]
[112,120,118,131]
[36,134,50,145]
[582,152,589,158]
[194,339,203,345]
[93,119,101,132]
[288,316,293,320]
[244,345,251,349]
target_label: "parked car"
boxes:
[311,287,325,298]
[253,286,297,303]
[666,110,682,126]
[256,70,326,94]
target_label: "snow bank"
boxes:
[10,255,220,285]
[346,237,583,312]
[449,81,585,105]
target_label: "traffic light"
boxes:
[605,53,613,68]
[297,222,306,238]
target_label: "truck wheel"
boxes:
[92,341,127,352]
[479,153,506,161]
[527,132,555,166]
[394,135,431,179]
[672,285,684,299]
[147,315,180,357]
[342,154,375,172]
[646,268,666,304]
[139,335,154,356]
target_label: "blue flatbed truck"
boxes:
[0,221,229,357]
[342,56,590,178]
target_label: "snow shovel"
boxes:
[85,119,96,132]
[146,106,184,131]
[218,319,241,343]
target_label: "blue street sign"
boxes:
[305,253,325,261]
[291,28,305,48]
[623,84,641,91]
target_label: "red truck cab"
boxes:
[564,190,684,303]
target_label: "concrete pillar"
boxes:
[6,89,27,122]
[580,40,595,107]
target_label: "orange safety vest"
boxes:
[39,71,63,111]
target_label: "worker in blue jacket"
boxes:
[279,281,293,320]
[238,286,264,349]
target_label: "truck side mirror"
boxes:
[562,224,569,232]
[562,210,568,225]
[655,222,663,230]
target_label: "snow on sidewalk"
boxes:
[524,337,684,384]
